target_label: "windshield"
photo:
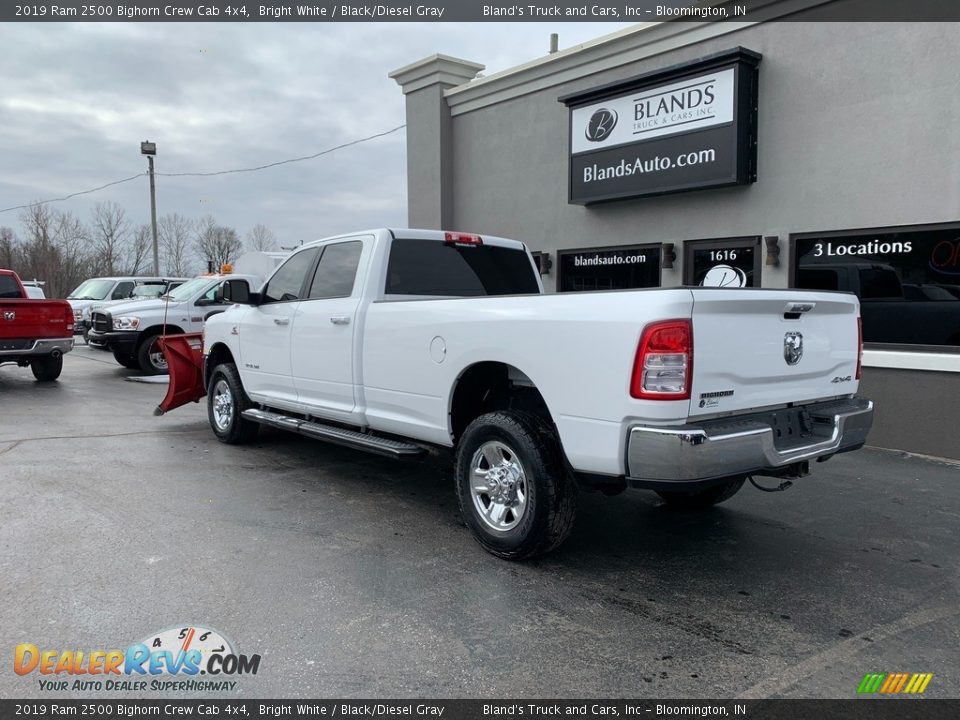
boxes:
[67,279,114,300]
[164,277,214,302]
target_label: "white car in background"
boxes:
[67,276,184,339]
[86,252,288,374]
[21,280,46,299]
[89,279,190,316]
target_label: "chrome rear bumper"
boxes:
[626,397,874,484]
[0,337,74,357]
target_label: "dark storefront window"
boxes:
[558,244,661,292]
[792,224,960,348]
[684,236,761,287]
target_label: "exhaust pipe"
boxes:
[51,349,62,359]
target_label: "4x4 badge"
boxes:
[784,331,803,365]
[3,311,14,321]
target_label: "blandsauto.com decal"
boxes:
[14,625,261,692]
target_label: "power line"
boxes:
[157,124,406,178]
[0,123,406,215]
[0,173,146,215]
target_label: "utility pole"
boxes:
[140,141,160,274]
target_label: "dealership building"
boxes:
[390,5,960,460]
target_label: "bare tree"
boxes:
[159,213,195,276]
[194,215,242,271]
[0,227,18,270]
[127,225,152,275]
[18,204,91,298]
[246,223,278,251]
[90,201,130,276]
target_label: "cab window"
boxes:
[198,283,225,304]
[112,281,135,299]
[308,242,363,299]
[262,248,320,303]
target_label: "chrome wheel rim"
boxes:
[470,441,528,532]
[211,379,234,431]
[149,339,168,371]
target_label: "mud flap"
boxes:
[155,333,206,415]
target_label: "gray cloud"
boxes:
[0,22,632,245]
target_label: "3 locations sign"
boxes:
[560,48,761,205]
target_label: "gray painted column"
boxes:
[389,54,484,229]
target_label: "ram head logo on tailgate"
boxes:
[784,331,803,365]
[3,311,14,321]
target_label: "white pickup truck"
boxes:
[158,228,873,559]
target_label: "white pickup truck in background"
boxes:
[158,228,873,559]
[87,252,287,374]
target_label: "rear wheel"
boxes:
[656,477,746,509]
[455,410,576,560]
[31,355,63,382]
[137,334,168,375]
[207,363,259,444]
[112,350,139,369]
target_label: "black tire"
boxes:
[136,334,168,375]
[112,350,140,369]
[455,410,577,560]
[207,363,259,445]
[31,355,63,382]
[656,477,746,509]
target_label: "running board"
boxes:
[241,408,427,459]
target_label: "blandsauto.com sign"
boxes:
[560,48,762,205]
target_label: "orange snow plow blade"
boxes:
[155,333,206,415]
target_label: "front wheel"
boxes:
[455,411,577,560]
[112,350,140,369]
[137,334,168,375]
[656,477,746,509]
[207,363,259,444]
[31,355,63,382]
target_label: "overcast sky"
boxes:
[0,22,634,246]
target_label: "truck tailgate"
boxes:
[0,299,73,341]
[688,289,860,418]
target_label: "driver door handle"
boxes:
[273,318,290,326]
[330,316,350,325]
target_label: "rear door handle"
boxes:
[330,316,350,325]
[273,318,290,326]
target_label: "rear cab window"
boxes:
[385,237,540,297]
[0,274,22,298]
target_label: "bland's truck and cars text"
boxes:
[157,228,874,559]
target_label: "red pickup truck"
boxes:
[0,269,75,381]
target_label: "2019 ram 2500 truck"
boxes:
[157,229,874,559]
[0,269,74,381]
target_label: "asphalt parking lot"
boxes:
[1,344,958,700]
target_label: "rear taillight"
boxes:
[631,319,693,400]
[855,316,863,380]
[444,232,483,246]
[65,306,74,332]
